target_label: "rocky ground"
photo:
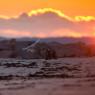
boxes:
[0,57,95,95]
[0,57,95,78]
[0,78,95,95]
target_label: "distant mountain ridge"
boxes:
[0,37,94,44]
[0,37,95,59]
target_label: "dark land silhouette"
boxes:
[0,38,95,59]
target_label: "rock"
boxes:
[23,42,57,59]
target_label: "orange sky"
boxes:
[0,0,95,17]
[0,0,95,38]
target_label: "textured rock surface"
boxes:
[0,57,95,79]
[22,42,57,59]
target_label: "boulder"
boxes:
[22,42,57,59]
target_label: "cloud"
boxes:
[0,8,95,37]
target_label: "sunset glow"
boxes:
[0,8,95,22]
[0,0,95,38]
[28,8,73,21]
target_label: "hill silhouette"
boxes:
[0,38,95,59]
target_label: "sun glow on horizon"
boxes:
[0,8,95,38]
[28,8,73,21]
[75,16,95,21]
[0,8,95,22]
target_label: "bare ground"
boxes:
[0,78,95,95]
